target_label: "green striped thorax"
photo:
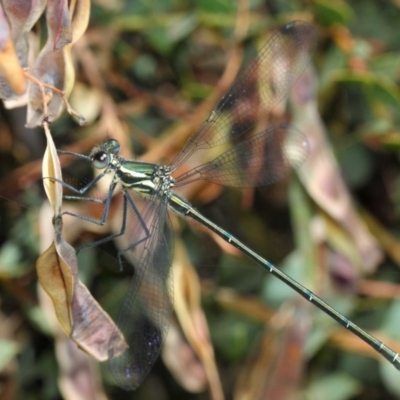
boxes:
[89,139,175,197]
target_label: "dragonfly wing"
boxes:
[171,20,316,169]
[175,124,308,188]
[108,194,173,390]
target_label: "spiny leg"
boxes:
[63,180,116,226]
[76,190,151,257]
[47,176,115,226]
[114,193,152,269]
[48,175,150,247]
[55,176,152,269]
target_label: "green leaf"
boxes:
[144,15,197,55]
[370,53,400,81]
[339,143,375,189]
[0,241,31,278]
[381,299,400,340]
[133,54,157,81]
[314,0,354,26]
[381,359,400,398]
[306,373,362,400]
[0,339,18,372]
[318,47,348,91]
[332,71,400,109]
[380,132,400,152]
[262,251,303,307]
[198,0,235,13]
[167,14,197,43]
[367,77,400,109]
[26,306,52,335]
[197,11,237,28]
[209,312,258,362]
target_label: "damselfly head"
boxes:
[90,139,121,169]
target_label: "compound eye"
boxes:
[107,139,120,155]
[92,151,110,169]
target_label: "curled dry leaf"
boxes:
[234,303,310,400]
[27,0,90,126]
[291,65,383,273]
[37,240,74,335]
[0,4,28,97]
[170,240,224,399]
[162,321,208,394]
[38,201,108,400]
[37,127,128,361]
[1,0,46,66]
[56,338,108,400]
[42,123,63,213]
[53,0,72,50]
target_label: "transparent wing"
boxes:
[170,20,316,169]
[108,194,173,390]
[175,124,308,188]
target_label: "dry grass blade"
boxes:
[173,241,224,400]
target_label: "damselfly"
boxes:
[54,21,400,390]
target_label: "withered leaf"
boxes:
[0,5,26,97]
[36,241,74,335]
[71,281,128,361]
[42,123,63,213]
[52,0,72,50]
[27,0,90,126]
[234,304,310,400]
[170,241,222,398]
[37,128,128,361]
[291,66,383,273]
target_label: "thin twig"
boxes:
[24,70,87,125]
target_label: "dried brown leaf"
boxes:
[38,174,110,400]
[0,0,46,99]
[171,240,223,399]
[291,66,383,273]
[71,280,128,361]
[70,0,91,42]
[234,304,310,400]
[27,0,90,126]
[56,339,108,400]
[0,6,26,96]
[0,37,26,95]
[26,43,68,126]
[38,126,128,361]
[36,241,74,335]
[42,123,63,213]
[2,0,46,59]
[51,0,72,50]
[162,322,208,393]
[37,210,128,361]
